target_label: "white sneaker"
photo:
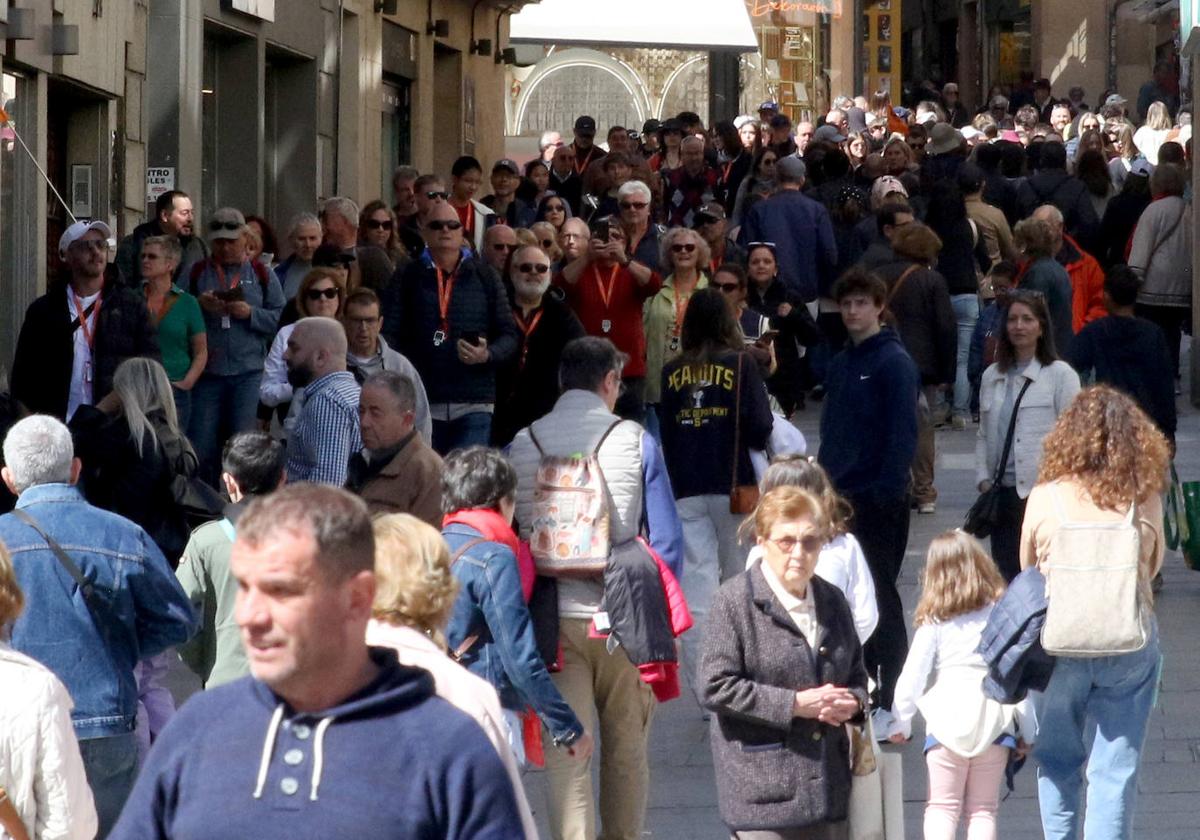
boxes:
[917,502,936,515]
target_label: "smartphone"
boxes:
[463,330,483,346]
[589,217,611,242]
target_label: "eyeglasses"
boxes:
[427,219,463,231]
[365,219,394,231]
[425,191,450,201]
[492,243,516,252]
[619,201,649,210]
[767,535,824,554]
[209,221,242,232]
[517,263,550,274]
[545,204,566,213]
[670,243,696,254]
[694,215,720,226]
[715,282,741,292]
[306,287,340,301]
[540,239,554,248]
[345,315,380,327]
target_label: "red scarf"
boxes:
[443,508,519,555]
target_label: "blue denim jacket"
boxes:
[443,524,583,745]
[0,484,198,739]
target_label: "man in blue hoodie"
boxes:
[111,484,523,839]
[818,268,919,710]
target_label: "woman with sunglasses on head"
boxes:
[358,200,408,268]
[491,245,585,447]
[259,268,346,433]
[975,289,1080,580]
[745,242,820,417]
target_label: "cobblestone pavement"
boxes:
[524,368,1200,840]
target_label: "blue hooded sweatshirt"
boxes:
[818,327,919,501]
[109,647,523,839]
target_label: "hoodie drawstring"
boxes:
[252,704,285,799]
[310,716,335,801]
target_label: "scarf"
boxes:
[442,508,519,555]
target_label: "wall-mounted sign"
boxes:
[228,0,275,22]
[147,167,176,204]
[746,0,842,19]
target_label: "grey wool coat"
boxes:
[700,564,870,832]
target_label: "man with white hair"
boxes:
[283,317,362,486]
[0,414,196,837]
[616,179,663,273]
[274,212,323,302]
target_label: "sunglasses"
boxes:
[427,219,463,231]
[541,239,554,248]
[767,535,824,554]
[517,263,551,274]
[545,204,566,213]
[715,282,741,292]
[747,241,777,250]
[365,219,394,231]
[492,243,516,252]
[694,215,720,225]
[306,287,339,301]
[670,243,696,254]
[425,191,450,200]
[209,221,241,232]
[619,201,649,210]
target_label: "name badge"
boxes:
[601,319,612,334]
[221,315,232,330]
[433,329,446,346]
[668,336,680,352]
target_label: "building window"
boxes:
[381,78,411,201]
[0,71,39,374]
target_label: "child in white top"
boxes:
[744,455,878,642]
[886,530,1034,840]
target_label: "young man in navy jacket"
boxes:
[818,268,919,710]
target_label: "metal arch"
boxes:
[656,53,708,120]
[513,49,651,134]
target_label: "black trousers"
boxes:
[989,484,1027,582]
[847,490,911,709]
[1136,303,1189,378]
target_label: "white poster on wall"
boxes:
[147,167,176,204]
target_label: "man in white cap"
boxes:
[10,220,159,420]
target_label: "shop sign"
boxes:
[147,167,175,204]
[228,0,275,22]
[746,0,842,19]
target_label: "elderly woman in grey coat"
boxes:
[701,485,870,840]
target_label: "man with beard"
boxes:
[116,190,209,288]
[283,317,361,485]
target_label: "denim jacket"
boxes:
[443,525,583,745]
[0,484,198,739]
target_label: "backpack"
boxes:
[527,420,622,576]
[1040,482,1149,657]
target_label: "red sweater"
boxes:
[559,263,661,378]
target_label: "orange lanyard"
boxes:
[575,146,595,176]
[213,262,240,292]
[593,264,620,311]
[513,307,544,370]
[672,285,693,338]
[72,287,102,350]
[721,160,734,183]
[436,265,458,333]
[144,286,174,325]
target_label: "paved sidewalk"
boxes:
[524,381,1200,839]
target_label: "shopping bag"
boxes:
[878,750,907,840]
[1181,480,1200,571]
[1164,464,1186,551]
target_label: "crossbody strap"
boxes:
[731,352,744,493]
[12,508,102,615]
[447,537,488,662]
[992,378,1033,484]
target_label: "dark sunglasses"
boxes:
[540,239,554,248]
[619,201,649,210]
[671,243,696,253]
[694,214,720,226]
[427,219,463,231]
[715,282,741,292]
[425,191,450,200]
[365,219,394,231]
[545,204,566,213]
[492,243,516,252]
[305,287,340,301]
[517,263,551,274]
[209,221,241,232]
[747,241,777,251]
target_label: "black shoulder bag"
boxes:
[963,378,1033,538]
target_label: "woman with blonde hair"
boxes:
[701,485,869,839]
[529,221,563,264]
[886,530,1032,840]
[0,543,98,840]
[364,513,537,839]
[1022,386,1168,840]
[1133,101,1174,165]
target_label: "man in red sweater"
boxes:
[558,217,661,421]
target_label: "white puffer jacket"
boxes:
[0,644,97,840]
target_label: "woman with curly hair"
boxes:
[975,289,1080,580]
[365,513,538,839]
[1020,386,1169,840]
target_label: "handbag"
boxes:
[963,378,1032,538]
[1164,463,1186,552]
[729,352,760,515]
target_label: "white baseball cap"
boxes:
[58,219,114,257]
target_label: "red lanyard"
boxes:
[721,160,734,183]
[72,286,102,350]
[513,307,544,370]
[436,265,458,333]
[213,262,240,292]
[575,146,596,176]
[593,264,620,311]
[144,286,174,325]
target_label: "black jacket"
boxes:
[874,258,957,385]
[490,291,585,447]
[601,539,677,667]
[382,254,519,405]
[1017,169,1101,253]
[11,282,160,419]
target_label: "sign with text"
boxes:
[146,168,175,204]
[746,0,842,19]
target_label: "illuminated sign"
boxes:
[746,0,842,18]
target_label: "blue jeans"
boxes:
[432,412,493,456]
[189,370,263,482]
[1035,626,1161,840]
[172,384,192,433]
[79,732,139,839]
[951,293,979,418]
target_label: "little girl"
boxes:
[886,530,1034,840]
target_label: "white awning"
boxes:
[510,0,759,51]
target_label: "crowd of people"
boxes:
[0,70,1187,840]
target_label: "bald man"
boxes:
[1031,204,1106,332]
[284,316,362,485]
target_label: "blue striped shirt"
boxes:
[286,371,362,485]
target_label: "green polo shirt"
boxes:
[152,285,206,381]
